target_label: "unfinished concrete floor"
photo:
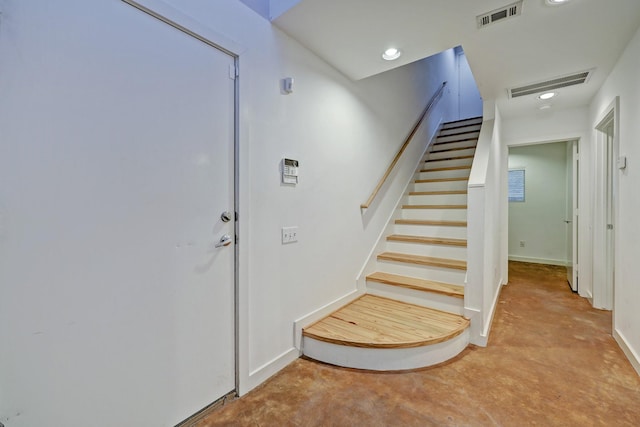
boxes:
[196,262,640,426]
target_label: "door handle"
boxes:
[215,234,233,248]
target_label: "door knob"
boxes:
[215,234,232,248]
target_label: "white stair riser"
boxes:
[423,158,473,169]
[436,132,480,143]
[442,118,482,129]
[385,241,467,260]
[439,124,481,137]
[412,181,468,192]
[365,281,464,315]
[432,140,477,151]
[417,169,470,180]
[376,260,467,285]
[393,223,467,239]
[429,148,476,160]
[303,329,470,371]
[408,194,467,205]
[402,208,467,221]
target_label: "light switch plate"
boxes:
[282,226,298,244]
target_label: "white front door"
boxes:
[0,1,236,425]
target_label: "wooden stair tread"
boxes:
[431,146,477,153]
[434,137,479,145]
[387,234,467,247]
[426,155,475,163]
[303,294,469,348]
[409,190,467,195]
[395,219,467,227]
[420,165,471,173]
[402,204,467,209]
[366,272,464,298]
[415,177,468,183]
[377,252,467,270]
[441,117,483,128]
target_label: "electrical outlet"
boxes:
[282,226,298,244]
[519,240,525,247]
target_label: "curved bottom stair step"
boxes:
[302,294,470,371]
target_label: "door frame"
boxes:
[121,0,241,401]
[593,97,620,311]
[506,138,582,278]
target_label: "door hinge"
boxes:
[574,208,579,217]
[607,224,614,230]
[229,64,238,80]
[575,263,578,273]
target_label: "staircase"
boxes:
[302,117,482,371]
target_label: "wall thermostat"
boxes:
[282,158,299,184]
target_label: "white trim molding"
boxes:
[614,329,640,377]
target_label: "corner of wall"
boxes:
[613,329,640,377]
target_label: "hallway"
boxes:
[196,262,640,426]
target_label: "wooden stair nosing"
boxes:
[419,165,471,173]
[441,117,483,128]
[431,146,477,153]
[377,252,467,270]
[409,190,467,196]
[433,129,480,145]
[434,136,479,145]
[366,271,464,298]
[386,234,467,247]
[395,219,467,227]
[302,294,469,348]
[402,204,467,210]
[415,177,468,183]
[425,155,475,163]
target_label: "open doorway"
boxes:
[507,140,579,291]
[593,99,619,310]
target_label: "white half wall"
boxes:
[508,142,570,266]
[589,25,640,375]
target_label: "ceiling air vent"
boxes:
[477,1,523,29]
[508,70,593,98]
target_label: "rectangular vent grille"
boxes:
[508,71,593,98]
[477,1,523,29]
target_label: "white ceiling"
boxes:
[273,0,640,118]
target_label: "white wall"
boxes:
[0,0,460,424]
[501,107,591,298]
[508,142,569,265]
[457,49,484,120]
[589,26,640,375]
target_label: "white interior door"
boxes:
[566,141,578,291]
[604,120,616,308]
[0,1,235,425]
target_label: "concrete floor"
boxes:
[196,262,640,426]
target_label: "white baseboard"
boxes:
[508,255,567,266]
[613,329,640,377]
[242,348,299,396]
[470,279,504,347]
[293,289,364,350]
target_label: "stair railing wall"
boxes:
[466,116,506,346]
[361,81,448,210]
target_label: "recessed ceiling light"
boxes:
[545,0,571,5]
[382,48,401,61]
[538,92,556,100]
